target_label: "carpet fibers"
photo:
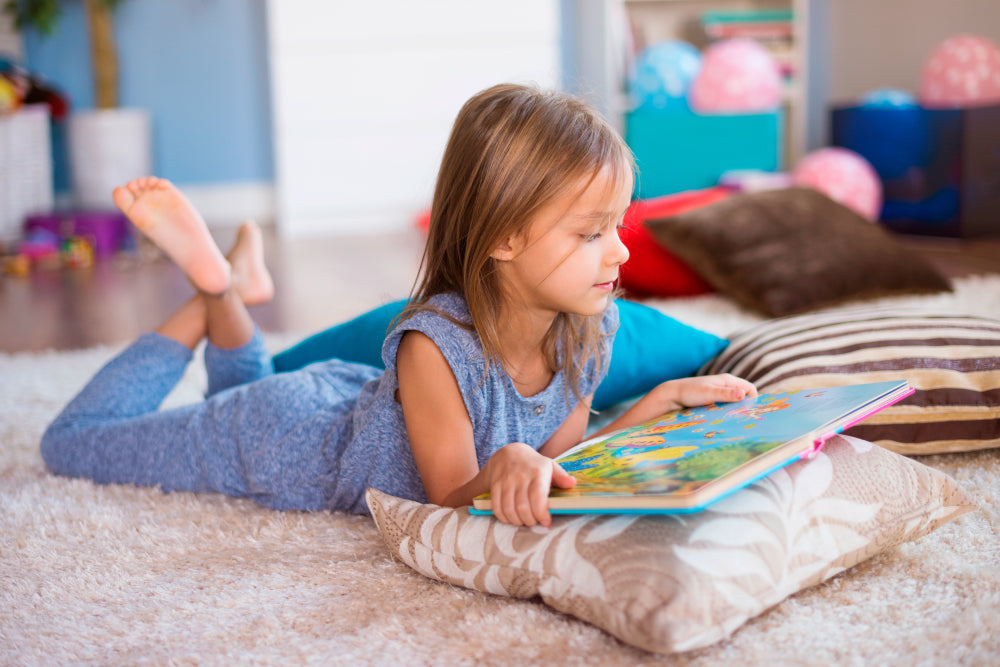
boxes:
[3,277,1000,665]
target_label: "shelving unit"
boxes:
[564,0,823,168]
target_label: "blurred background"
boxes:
[2,0,999,350]
[3,0,997,235]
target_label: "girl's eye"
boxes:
[585,232,601,242]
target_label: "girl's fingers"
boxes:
[551,462,576,489]
[489,454,567,527]
[497,481,533,527]
[713,375,756,402]
[515,486,538,527]
[726,374,757,396]
[492,485,508,525]
[529,476,552,527]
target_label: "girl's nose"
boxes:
[609,229,630,266]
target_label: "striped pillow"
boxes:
[701,308,1000,455]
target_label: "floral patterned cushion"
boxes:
[366,435,974,655]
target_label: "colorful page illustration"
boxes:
[552,382,903,501]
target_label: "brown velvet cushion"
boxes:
[643,188,952,317]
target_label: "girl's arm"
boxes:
[396,331,482,507]
[396,331,574,526]
[538,398,592,458]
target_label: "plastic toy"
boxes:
[0,228,97,276]
[689,38,782,113]
[25,211,131,258]
[0,61,68,120]
[630,40,702,111]
[0,76,20,113]
[792,148,883,221]
[19,228,61,261]
[919,34,1000,108]
[61,236,95,269]
[1,254,30,277]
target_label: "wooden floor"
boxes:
[1,226,426,353]
[2,226,999,353]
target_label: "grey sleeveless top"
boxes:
[326,292,618,513]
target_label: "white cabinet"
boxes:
[0,106,53,241]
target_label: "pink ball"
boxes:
[689,39,783,113]
[919,34,1000,108]
[792,148,883,221]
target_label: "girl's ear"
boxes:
[490,234,523,262]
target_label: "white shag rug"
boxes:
[3,276,1000,665]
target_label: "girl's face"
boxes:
[495,167,632,319]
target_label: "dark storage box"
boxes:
[832,104,1000,237]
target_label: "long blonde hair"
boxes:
[405,84,634,398]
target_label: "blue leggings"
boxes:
[41,331,341,510]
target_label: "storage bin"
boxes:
[832,103,1000,237]
[24,210,131,257]
[625,108,783,199]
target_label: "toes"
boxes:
[111,185,136,212]
[239,219,259,235]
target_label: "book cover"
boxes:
[472,380,912,515]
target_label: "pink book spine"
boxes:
[801,386,915,459]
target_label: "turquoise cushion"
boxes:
[272,301,401,373]
[272,299,728,411]
[601,299,728,410]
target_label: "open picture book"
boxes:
[472,380,913,515]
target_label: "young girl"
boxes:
[42,84,755,527]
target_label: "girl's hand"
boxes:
[587,374,758,444]
[661,373,758,409]
[485,442,576,527]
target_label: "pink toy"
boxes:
[19,228,61,260]
[919,34,1000,108]
[792,148,883,221]
[689,39,783,113]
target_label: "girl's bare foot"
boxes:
[112,177,231,295]
[227,220,274,306]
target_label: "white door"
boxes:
[267,0,560,236]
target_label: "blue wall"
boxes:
[23,0,273,192]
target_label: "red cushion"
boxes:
[619,188,730,297]
[415,208,431,231]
